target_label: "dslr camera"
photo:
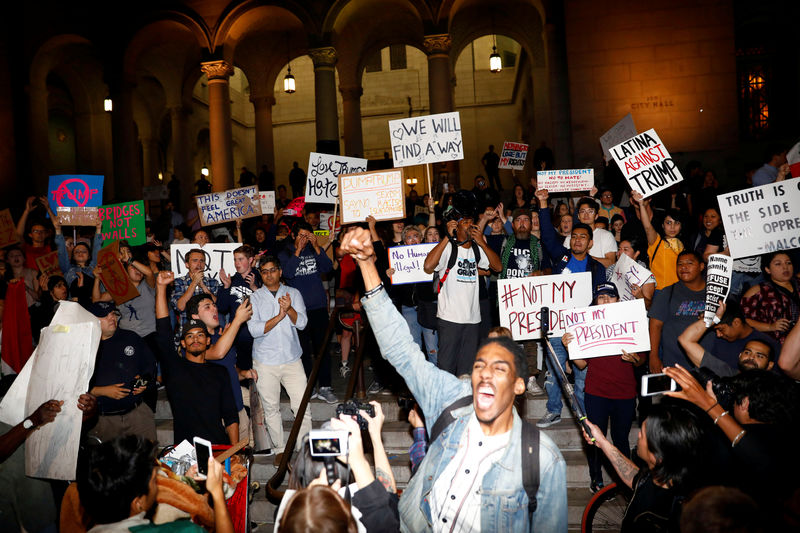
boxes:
[690,367,736,411]
[336,400,375,431]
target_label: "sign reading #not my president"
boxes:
[388,243,437,285]
[170,243,238,283]
[499,142,528,170]
[565,299,650,360]
[196,186,261,226]
[609,129,683,199]
[306,153,368,204]
[536,169,594,194]
[389,112,463,167]
[717,181,800,259]
[339,169,405,223]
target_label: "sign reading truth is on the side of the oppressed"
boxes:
[306,153,368,204]
[388,243,437,285]
[339,169,405,223]
[565,299,650,360]
[196,186,261,226]
[499,142,528,170]
[98,200,146,247]
[717,181,800,258]
[609,128,683,198]
[389,112,463,167]
[536,169,594,194]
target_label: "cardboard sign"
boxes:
[536,169,594,194]
[389,112,463,167]
[609,129,683,198]
[142,185,169,200]
[610,254,655,301]
[257,191,275,214]
[497,272,593,340]
[196,186,261,226]
[99,200,146,247]
[566,299,650,360]
[48,175,104,214]
[717,181,800,258]
[0,208,19,248]
[388,243,437,285]
[499,142,529,170]
[600,114,637,162]
[56,207,99,226]
[339,169,405,223]
[35,251,62,277]
[704,254,733,326]
[306,153,368,204]
[170,243,238,282]
[319,210,341,233]
[96,242,139,305]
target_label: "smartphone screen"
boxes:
[193,437,212,479]
[642,373,676,396]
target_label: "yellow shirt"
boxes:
[648,234,683,288]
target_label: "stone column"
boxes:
[168,105,192,210]
[27,84,51,195]
[251,94,276,174]
[111,78,138,200]
[544,23,574,168]
[309,47,340,155]
[201,60,235,191]
[339,86,363,157]
[423,34,454,115]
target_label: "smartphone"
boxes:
[641,373,677,397]
[193,436,213,479]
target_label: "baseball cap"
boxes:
[511,207,531,220]
[593,283,619,300]
[181,319,210,339]
[86,301,117,318]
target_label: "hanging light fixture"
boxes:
[104,97,113,112]
[201,163,209,177]
[489,35,502,73]
[284,65,296,94]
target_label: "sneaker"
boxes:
[590,480,605,494]
[255,448,274,456]
[367,381,383,395]
[339,361,351,378]
[316,387,338,404]
[526,376,544,396]
[536,411,561,428]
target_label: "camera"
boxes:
[397,396,416,411]
[336,400,375,431]
[308,429,349,457]
[690,368,736,411]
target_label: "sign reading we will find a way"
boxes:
[389,112,463,167]
[609,128,683,199]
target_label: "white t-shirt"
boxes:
[436,244,490,324]
[564,227,617,260]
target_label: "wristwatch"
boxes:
[23,419,35,430]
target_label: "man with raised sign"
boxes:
[171,248,221,324]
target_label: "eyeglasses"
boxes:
[31,229,47,234]
[578,209,596,215]
[260,267,279,274]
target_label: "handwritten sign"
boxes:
[389,112,463,167]
[257,191,275,214]
[599,114,637,162]
[142,185,168,200]
[388,243,437,285]
[609,129,683,198]
[610,254,655,301]
[566,299,650,360]
[306,153,368,204]
[497,272,593,340]
[536,169,594,194]
[339,169,405,223]
[0,209,19,248]
[196,186,261,226]
[99,200,145,247]
[704,254,733,327]
[97,242,139,305]
[48,175,104,214]
[319,210,341,233]
[170,243,238,282]
[56,207,99,226]
[35,251,62,277]
[499,142,529,170]
[717,181,800,258]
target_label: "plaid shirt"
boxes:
[741,278,800,345]
[171,273,221,323]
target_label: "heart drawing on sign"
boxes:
[392,128,404,141]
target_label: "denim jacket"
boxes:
[362,289,567,532]
[55,233,103,285]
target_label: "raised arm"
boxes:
[206,298,253,360]
[156,271,174,319]
[581,419,639,489]
[631,191,658,246]
[677,318,710,368]
[423,220,457,274]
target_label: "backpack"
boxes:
[436,239,482,294]
[429,395,541,515]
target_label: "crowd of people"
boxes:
[1,144,799,532]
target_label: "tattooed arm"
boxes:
[364,402,396,493]
[581,419,639,489]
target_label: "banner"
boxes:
[536,169,594,194]
[306,153,368,204]
[0,208,18,248]
[389,112,463,167]
[35,251,62,277]
[599,113,637,162]
[56,207,99,226]
[196,185,261,226]
[717,181,800,258]
[609,129,683,198]
[47,175,104,214]
[97,242,139,305]
[257,191,275,214]
[142,185,168,200]
[499,142,528,170]
[170,243,238,283]
[497,272,593,340]
[339,169,405,223]
[609,253,654,301]
[99,200,146,247]
[704,254,733,327]
[388,243,437,285]
[566,299,650,360]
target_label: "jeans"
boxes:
[421,327,438,366]
[544,337,586,414]
[584,392,635,484]
[401,305,423,350]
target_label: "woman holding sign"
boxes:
[632,191,684,289]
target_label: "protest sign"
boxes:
[497,272,593,340]
[389,112,463,167]
[609,129,683,198]
[170,243,238,282]
[35,251,62,277]
[599,114,637,162]
[97,242,139,305]
[306,153,368,204]
[56,207,99,226]
[499,142,528,170]
[257,191,275,214]
[565,299,650,360]
[319,210,341,233]
[788,140,800,179]
[704,254,733,326]
[609,253,654,301]
[388,243,437,285]
[99,200,145,247]
[142,185,168,200]
[717,181,800,258]
[536,169,594,194]
[0,208,18,248]
[339,169,405,223]
[196,185,261,226]
[47,175,104,214]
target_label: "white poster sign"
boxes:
[497,272,593,340]
[600,113,637,162]
[170,243,239,282]
[609,128,683,198]
[388,243,437,285]
[339,169,405,223]
[566,299,650,360]
[389,112,463,167]
[319,210,340,233]
[717,181,800,259]
[195,186,261,226]
[704,254,733,326]
[257,191,275,214]
[305,153,368,204]
[499,141,529,170]
[610,253,655,301]
[536,169,595,194]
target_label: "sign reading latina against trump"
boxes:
[609,129,683,198]
[389,112,463,167]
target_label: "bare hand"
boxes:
[157,270,175,286]
[219,268,231,289]
[93,265,103,277]
[330,415,363,463]
[561,332,573,347]
[25,196,36,212]
[77,393,97,421]
[620,349,640,364]
[534,188,549,205]
[408,407,424,429]
[663,365,716,411]
[29,400,63,428]
[340,228,376,262]
[76,272,85,287]
[362,401,385,439]
[278,294,291,313]
[204,456,225,498]
[445,220,458,237]
[99,383,132,400]
[589,185,598,197]
[365,215,377,228]
[235,297,253,322]
[386,268,395,277]
[238,368,258,382]
[244,271,257,290]
[773,318,792,332]
[190,271,204,285]
[308,468,342,490]
[580,418,603,446]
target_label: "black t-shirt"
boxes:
[155,317,238,444]
[622,470,680,533]
[90,328,156,415]
[505,238,536,278]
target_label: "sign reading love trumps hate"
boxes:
[48,175,104,214]
[388,243,437,285]
[565,299,650,360]
[609,129,683,198]
[99,200,146,247]
[389,112,463,167]
[499,142,528,170]
[196,186,261,226]
[306,153,368,204]
[498,272,593,340]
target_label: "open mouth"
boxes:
[475,384,495,409]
